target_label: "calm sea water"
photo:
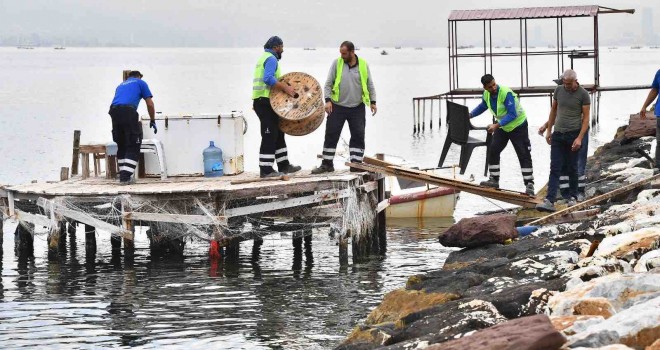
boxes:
[0,47,655,349]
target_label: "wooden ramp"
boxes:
[347,157,542,208]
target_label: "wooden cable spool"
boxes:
[270,72,325,136]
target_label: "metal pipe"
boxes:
[412,99,416,134]
[596,91,601,124]
[417,99,421,133]
[422,99,426,132]
[489,20,493,73]
[525,19,529,87]
[454,21,459,89]
[483,20,487,74]
[447,20,452,92]
[594,16,600,86]
[519,19,524,89]
[438,98,442,127]
[430,99,434,130]
[556,18,560,78]
[560,18,565,72]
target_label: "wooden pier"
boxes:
[1,170,387,265]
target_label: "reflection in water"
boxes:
[0,220,454,349]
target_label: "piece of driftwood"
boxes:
[527,173,660,226]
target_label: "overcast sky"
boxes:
[0,0,655,47]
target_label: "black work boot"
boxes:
[480,177,499,188]
[280,164,301,174]
[311,163,335,175]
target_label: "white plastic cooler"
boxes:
[140,113,246,176]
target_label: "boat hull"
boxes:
[386,187,459,218]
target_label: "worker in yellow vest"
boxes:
[312,41,377,174]
[252,36,301,178]
[470,74,535,196]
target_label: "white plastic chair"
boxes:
[141,139,168,180]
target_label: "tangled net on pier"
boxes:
[14,180,378,247]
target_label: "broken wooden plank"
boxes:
[37,197,128,236]
[225,188,354,217]
[124,212,228,226]
[14,209,52,227]
[527,173,660,226]
[376,199,390,213]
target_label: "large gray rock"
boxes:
[439,214,517,248]
[548,272,660,317]
[383,299,507,347]
[423,314,566,350]
[565,296,660,349]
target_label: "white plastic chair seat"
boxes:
[140,139,167,180]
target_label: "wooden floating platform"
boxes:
[1,170,388,265]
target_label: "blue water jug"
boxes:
[203,141,223,177]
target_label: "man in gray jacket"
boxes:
[312,41,377,174]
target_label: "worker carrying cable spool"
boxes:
[269,71,325,136]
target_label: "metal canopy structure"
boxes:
[410,5,647,134]
[447,5,634,94]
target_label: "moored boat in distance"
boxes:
[381,50,388,55]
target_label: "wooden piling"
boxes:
[60,167,69,181]
[47,221,64,261]
[84,224,96,261]
[225,240,240,263]
[122,219,134,261]
[14,223,34,258]
[67,221,77,258]
[377,176,387,254]
[71,130,81,176]
[293,235,303,269]
[252,237,263,261]
[111,235,122,253]
[304,232,313,263]
[339,232,349,266]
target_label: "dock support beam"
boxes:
[377,176,387,254]
[14,223,34,258]
[252,237,263,261]
[47,221,65,261]
[67,221,77,259]
[304,231,313,264]
[339,231,349,266]
[225,240,240,263]
[85,224,96,262]
[122,201,134,262]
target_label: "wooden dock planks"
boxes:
[3,171,360,199]
[348,157,543,208]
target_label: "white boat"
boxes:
[380,155,459,218]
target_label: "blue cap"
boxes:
[264,36,283,49]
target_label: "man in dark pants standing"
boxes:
[252,35,301,178]
[470,74,535,196]
[312,41,377,174]
[536,69,591,212]
[640,68,660,174]
[109,70,156,185]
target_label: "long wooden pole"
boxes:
[70,130,81,176]
[527,173,660,226]
[349,158,541,208]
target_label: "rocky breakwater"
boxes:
[337,130,660,349]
